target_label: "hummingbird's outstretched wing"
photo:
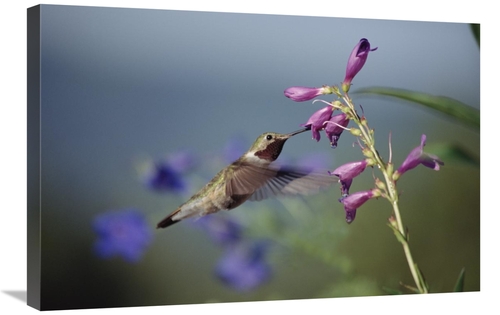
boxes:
[249,165,338,201]
[226,162,337,202]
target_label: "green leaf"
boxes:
[454,268,466,292]
[400,283,421,294]
[387,222,407,244]
[426,143,479,167]
[470,24,480,48]
[354,87,480,130]
[414,263,430,293]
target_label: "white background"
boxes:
[0,0,496,314]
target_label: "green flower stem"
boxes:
[342,93,428,294]
[390,201,428,293]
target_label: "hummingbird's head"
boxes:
[246,127,310,163]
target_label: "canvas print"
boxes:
[27,4,480,311]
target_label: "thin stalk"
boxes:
[343,93,428,293]
[390,200,428,293]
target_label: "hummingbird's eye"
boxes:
[266,134,273,140]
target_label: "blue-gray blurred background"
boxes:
[36,4,479,310]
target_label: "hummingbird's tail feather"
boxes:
[157,208,182,229]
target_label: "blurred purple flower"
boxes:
[394,134,444,180]
[300,105,334,141]
[342,38,377,92]
[324,113,350,148]
[215,241,271,292]
[144,161,186,193]
[193,215,243,245]
[284,86,324,102]
[340,189,379,224]
[93,209,153,263]
[143,151,198,193]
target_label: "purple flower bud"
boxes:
[342,38,378,92]
[300,105,334,141]
[340,189,379,224]
[284,86,324,102]
[394,134,444,180]
[324,113,350,148]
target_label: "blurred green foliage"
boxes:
[354,87,479,130]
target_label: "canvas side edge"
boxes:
[27,4,41,311]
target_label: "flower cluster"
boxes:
[284,38,443,224]
[296,101,351,148]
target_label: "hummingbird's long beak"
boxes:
[286,126,311,137]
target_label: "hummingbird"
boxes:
[157,127,337,229]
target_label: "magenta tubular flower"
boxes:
[341,189,374,209]
[331,160,368,181]
[324,113,350,148]
[342,38,378,92]
[300,105,334,141]
[394,134,444,180]
[284,86,324,102]
[340,189,379,224]
[329,160,368,197]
